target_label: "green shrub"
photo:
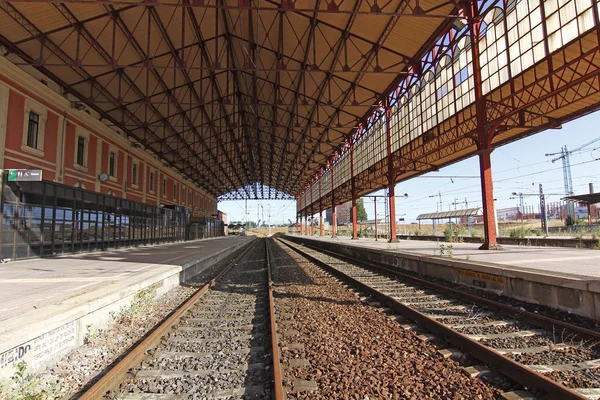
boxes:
[454,225,468,237]
[509,225,530,238]
[444,226,454,242]
[3,361,63,400]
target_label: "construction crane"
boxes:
[545,136,600,219]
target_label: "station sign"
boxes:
[7,169,43,182]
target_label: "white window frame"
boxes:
[162,176,167,198]
[148,169,155,194]
[131,160,139,189]
[173,182,177,201]
[73,126,90,172]
[21,98,47,157]
[107,145,118,182]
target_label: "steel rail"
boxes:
[78,238,259,400]
[266,239,285,400]
[292,239,600,342]
[277,238,589,400]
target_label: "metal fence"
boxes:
[188,217,225,240]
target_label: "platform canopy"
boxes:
[562,193,600,205]
[417,207,482,221]
[0,0,457,199]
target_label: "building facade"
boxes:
[325,201,352,225]
[0,56,218,217]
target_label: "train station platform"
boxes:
[0,236,254,377]
[285,235,600,321]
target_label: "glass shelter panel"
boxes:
[0,176,220,261]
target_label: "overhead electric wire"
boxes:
[394,157,600,207]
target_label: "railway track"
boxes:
[278,237,600,400]
[78,238,284,400]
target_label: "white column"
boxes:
[55,114,66,183]
[142,163,147,203]
[95,139,103,192]
[0,83,9,168]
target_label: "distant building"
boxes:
[496,207,520,221]
[575,206,589,219]
[218,211,227,225]
[325,201,354,225]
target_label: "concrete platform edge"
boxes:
[395,234,600,249]
[286,236,600,321]
[0,237,255,376]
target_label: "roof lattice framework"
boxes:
[0,0,457,198]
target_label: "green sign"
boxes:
[7,169,43,182]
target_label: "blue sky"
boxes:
[218,111,600,224]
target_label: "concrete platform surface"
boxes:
[287,235,600,321]
[0,236,253,375]
[298,235,600,279]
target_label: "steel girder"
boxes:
[0,3,224,195]
[0,0,457,199]
[297,0,600,216]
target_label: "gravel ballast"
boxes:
[270,239,502,399]
[30,243,252,397]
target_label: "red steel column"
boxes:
[385,102,398,243]
[319,183,324,236]
[331,204,337,238]
[478,149,500,249]
[350,141,358,240]
[319,211,324,236]
[467,1,502,250]
[388,186,398,242]
[351,196,358,240]
[374,197,378,241]
[309,187,314,235]
[331,167,337,238]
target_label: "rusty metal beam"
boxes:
[282,0,366,194]
[218,0,259,195]
[185,0,256,197]
[100,4,236,193]
[3,0,460,18]
[148,5,252,197]
[0,3,222,195]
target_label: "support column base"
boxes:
[351,237,359,240]
[388,238,399,243]
[478,242,504,250]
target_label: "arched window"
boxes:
[480,8,510,94]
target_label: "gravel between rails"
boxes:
[546,370,600,389]
[120,239,272,399]
[33,243,253,397]
[282,239,600,397]
[509,347,600,365]
[270,239,503,399]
